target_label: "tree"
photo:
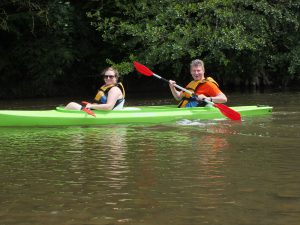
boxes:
[0,0,105,98]
[88,0,300,88]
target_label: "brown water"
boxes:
[0,91,299,225]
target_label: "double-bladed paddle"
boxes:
[133,61,241,121]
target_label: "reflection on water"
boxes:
[0,92,300,225]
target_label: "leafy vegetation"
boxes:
[0,0,105,98]
[88,0,300,88]
[0,0,299,98]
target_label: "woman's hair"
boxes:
[101,67,119,79]
[190,59,205,69]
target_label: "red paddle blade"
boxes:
[133,61,154,76]
[213,103,241,121]
[82,108,96,117]
[81,101,90,106]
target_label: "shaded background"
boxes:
[0,0,299,99]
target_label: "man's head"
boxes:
[190,59,205,81]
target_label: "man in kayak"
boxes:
[169,59,227,107]
[65,67,125,110]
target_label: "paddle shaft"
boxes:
[153,73,210,103]
[153,74,193,95]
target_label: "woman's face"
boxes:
[103,69,117,85]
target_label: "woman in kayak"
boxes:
[65,67,125,110]
[169,59,227,108]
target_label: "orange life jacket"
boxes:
[178,77,219,108]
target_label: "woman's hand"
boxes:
[85,103,93,109]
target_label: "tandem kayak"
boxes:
[0,105,272,127]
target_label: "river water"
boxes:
[0,91,299,225]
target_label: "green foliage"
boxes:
[88,0,300,87]
[0,0,76,96]
[106,54,136,76]
[0,0,105,97]
[0,0,300,99]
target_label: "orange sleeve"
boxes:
[195,81,222,97]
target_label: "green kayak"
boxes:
[0,105,272,127]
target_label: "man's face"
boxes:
[191,65,205,80]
